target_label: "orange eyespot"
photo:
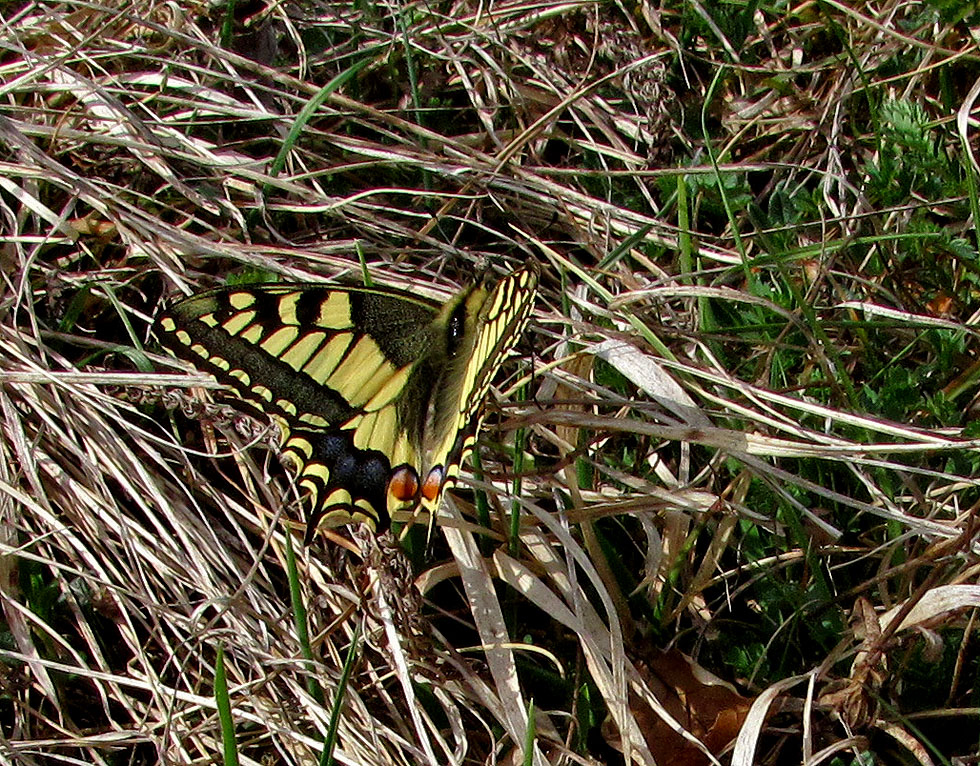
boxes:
[389,466,420,502]
[422,466,444,502]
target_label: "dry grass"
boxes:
[2,0,980,764]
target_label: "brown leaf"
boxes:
[603,649,752,766]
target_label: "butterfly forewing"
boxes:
[156,266,537,542]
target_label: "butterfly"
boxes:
[156,263,538,542]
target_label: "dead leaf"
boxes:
[603,648,752,766]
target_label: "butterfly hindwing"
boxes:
[156,265,538,541]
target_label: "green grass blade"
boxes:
[287,533,324,706]
[320,624,361,766]
[214,644,240,766]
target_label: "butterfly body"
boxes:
[157,264,538,542]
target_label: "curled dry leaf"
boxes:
[829,597,888,730]
[603,648,752,766]
[880,584,980,634]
